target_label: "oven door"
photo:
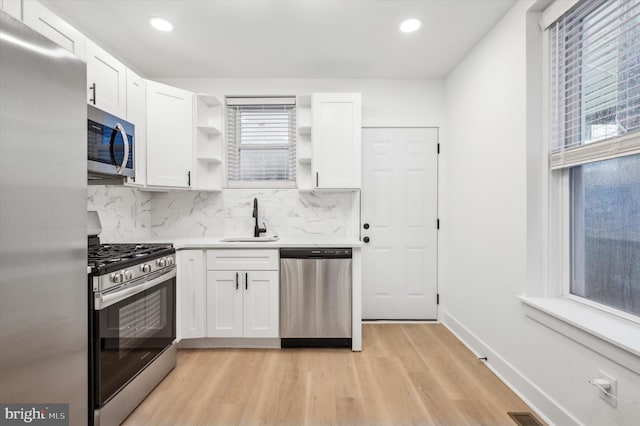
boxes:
[92,269,176,407]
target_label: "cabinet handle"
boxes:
[235,272,239,290]
[316,172,319,187]
[187,170,191,186]
[245,272,248,290]
[89,83,96,104]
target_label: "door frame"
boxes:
[359,126,440,320]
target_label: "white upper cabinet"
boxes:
[22,0,85,60]
[311,93,362,189]
[1,0,22,20]
[85,38,127,117]
[146,80,194,188]
[125,68,146,186]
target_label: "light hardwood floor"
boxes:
[124,324,534,425]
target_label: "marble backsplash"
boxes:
[88,187,358,242]
[87,186,152,242]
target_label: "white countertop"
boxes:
[112,236,362,249]
[173,237,362,250]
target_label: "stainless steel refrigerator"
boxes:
[0,10,88,425]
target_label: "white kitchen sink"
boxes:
[220,236,280,242]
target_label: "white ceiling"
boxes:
[42,0,516,79]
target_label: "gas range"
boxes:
[87,212,177,426]
[88,241,176,292]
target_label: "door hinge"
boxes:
[437,294,440,305]
[437,143,440,154]
[437,219,440,230]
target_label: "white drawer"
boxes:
[206,249,279,271]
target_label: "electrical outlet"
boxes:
[597,370,618,408]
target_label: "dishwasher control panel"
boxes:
[280,248,352,259]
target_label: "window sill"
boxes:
[519,296,640,373]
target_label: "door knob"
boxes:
[363,236,370,243]
[363,223,370,229]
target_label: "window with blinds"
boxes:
[226,97,296,187]
[548,0,640,318]
[549,0,640,169]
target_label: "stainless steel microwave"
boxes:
[87,105,134,182]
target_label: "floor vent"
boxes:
[507,412,544,426]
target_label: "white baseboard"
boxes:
[441,310,580,426]
[178,337,281,349]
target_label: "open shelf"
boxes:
[195,93,223,191]
[196,93,221,107]
[198,125,222,135]
[298,126,311,135]
[199,156,222,164]
[297,94,311,107]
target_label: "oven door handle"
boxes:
[95,268,176,310]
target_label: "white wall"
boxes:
[90,78,444,240]
[442,1,640,425]
[158,78,445,128]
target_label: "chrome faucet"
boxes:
[253,198,267,237]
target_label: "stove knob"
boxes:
[166,257,174,266]
[111,272,124,284]
[124,270,134,280]
[156,258,166,268]
[140,264,151,273]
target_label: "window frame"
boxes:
[225,97,297,189]
[520,0,640,374]
[546,0,640,323]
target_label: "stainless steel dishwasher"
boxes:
[280,248,352,348]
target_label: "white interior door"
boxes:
[361,128,438,320]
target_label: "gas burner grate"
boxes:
[88,243,174,273]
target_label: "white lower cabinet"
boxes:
[179,249,279,342]
[206,249,279,339]
[177,250,206,339]
[206,270,279,338]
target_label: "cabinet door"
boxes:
[243,270,279,338]
[146,81,193,188]
[1,0,22,20]
[23,0,85,59]
[206,271,243,337]
[312,93,362,189]
[85,38,127,117]
[126,69,146,185]
[178,250,206,340]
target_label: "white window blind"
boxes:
[226,97,296,187]
[549,0,640,169]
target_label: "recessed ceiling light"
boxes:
[150,18,173,32]
[399,18,421,33]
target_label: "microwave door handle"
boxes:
[115,122,130,173]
